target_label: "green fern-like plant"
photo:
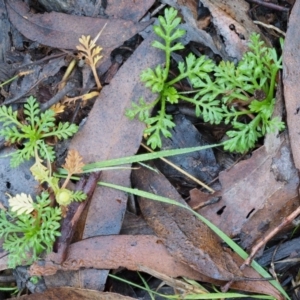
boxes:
[0,96,78,167]
[0,192,61,268]
[126,7,285,153]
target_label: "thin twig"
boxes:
[40,80,76,112]
[246,0,290,12]
[240,206,300,270]
[253,20,286,36]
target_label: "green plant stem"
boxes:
[167,72,189,86]
[0,75,19,88]
[224,110,252,118]
[266,69,277,101]
[164,41,171,82]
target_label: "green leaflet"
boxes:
[126,7,285,153]
[0,192,61,268]
[0,96,78,167]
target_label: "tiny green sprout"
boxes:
[0,96,78,167]
[0,192,61,268]
[126,7,285,153]
[0,148,87,268]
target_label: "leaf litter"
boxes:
[0,0,299,299]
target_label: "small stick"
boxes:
[240,205,300,270]
[40,80,76,112]
[253,20,286,36]
[246,0,290,12]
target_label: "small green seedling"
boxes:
[126,7,284,152]
[0,95,86,267]
[0,192,61,267]
[0,148,87,268]
[0,96,78,167]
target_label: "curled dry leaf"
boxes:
[62,149,85,176]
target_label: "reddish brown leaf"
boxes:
[28,234,282,298]
[283,0,300,171]
[30,235,205,281]
[131,165,241,281]
[191,132,299,249]
[131,166,282,298]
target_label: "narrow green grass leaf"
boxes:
[109,274,274,299]
[79,143,222,173]
[137,272,156,300]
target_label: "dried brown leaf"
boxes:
[76,35,103,68]
[62,149,85,175]
[76,34,103,89]
[50,103,65,115]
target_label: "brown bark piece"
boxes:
[283,0,300,171]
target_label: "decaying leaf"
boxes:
[8,193,34,215]
[190,132,299,249]
[50,103,65,115]
[17,287,136,300]
[283,0,300,171]
[131,165,241,281]
[77,35,103,89]
[6,0,152,75]
[59,32,165,290]
[30,235,207,280]
[62,149,85,176]
[131,166,282,298]
[163,0,265,60]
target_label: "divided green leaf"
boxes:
[126,7,284,153]
[0,96,78,167]
[0,192,61,268]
